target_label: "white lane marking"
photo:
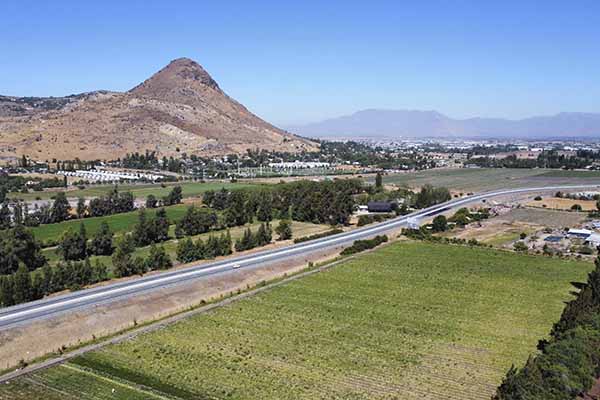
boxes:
[0,184,596,323]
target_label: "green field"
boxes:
[8,180,259,201]
[2,242,591,400]
[31,204,191,244]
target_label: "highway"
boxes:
[0,184,598,330]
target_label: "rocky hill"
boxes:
[0,58,316,161]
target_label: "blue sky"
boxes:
[1,1,599,125]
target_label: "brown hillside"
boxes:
[0,58,316,161]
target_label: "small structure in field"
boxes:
[367,201,393,213]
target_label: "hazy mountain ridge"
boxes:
[290,109,600,139]
[0,58,316,161]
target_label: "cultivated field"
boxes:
[8,180,259,201]
[526,197,597,211]
[1,242,591,400]
[373,168,545,191]
[372,168,600,192]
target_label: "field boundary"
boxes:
[0,245,386,384]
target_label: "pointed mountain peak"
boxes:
[129,57,220,97]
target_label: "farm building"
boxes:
[367,201,393,213]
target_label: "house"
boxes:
[367,201,393,213]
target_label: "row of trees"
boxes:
[174,206,218,237]
[132,208,170,247]
[494,256,600,399]
[112,237,173,278]
[235,223,272,252]
[57,222,114,261]
[0,259,109,307]
[176,232,233,263]
[203,179,363,227]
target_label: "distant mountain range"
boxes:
[288,109,600,139]
[0,58,316,161]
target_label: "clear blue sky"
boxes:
[1,0,599,125]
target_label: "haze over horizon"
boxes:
[1,1,599,126]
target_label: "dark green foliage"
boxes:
[357,213,393,227]
[275,220,292,241]
[0,202,11,230]
[145,194,158,209]
[88,187,134,217]
[0,275,15,307]
[513,241,528,252]
[76,197,87,218]
[224,190,249,227]
[176,231,232,264]
[234,223,272,252]
[12,264,32,304]
[0,225,46,274]
[431,215,448,232]
[89,221,114,256]
[293,228,344,243]
[112,235,138,278]
[256,191,273,222]
[175,206,218,236]
[340,235,388,256]
[414,184,451,209]
[162,186,183,206]
[50,192,71,223]
[133,208,170,247]
[375,172,383,190]
[145,245,172,271]
[57,223,87,261]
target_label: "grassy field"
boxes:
[8,181,260,201]
[2,242,592,400]
[31,204,192,244]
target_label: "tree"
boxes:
[175,206,217,236]
[375,172,383,191]
[176,238,198,263]
[89,221,113,256]
[145,244,172,270]
[152,208,170,243]
[256,223,272,246]
[0,275,15,307]
[513,241,528,252]
[431,215,448,232]
[13,264,32,304]
[275,220,292,240]
[146,194,158,208]
[76,197,87,218]
[112,235,137,278]
[224,191,248,227]
[0,202,11,230]
[257,192,273,222]
[10,225,46,271]
[133,209,152,247]
[50,192,71,223]
[57,223,87,261]
[163,186,183,206]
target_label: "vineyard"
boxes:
[0,242,592,399]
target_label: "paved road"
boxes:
[0,184,597,330]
